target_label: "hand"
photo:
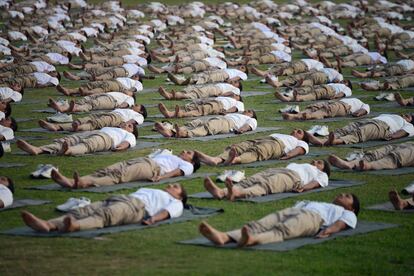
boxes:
[142,217,155,225]
[316,230,330,239]
[383,135,393,141]
[234,129,242,134]
[280,155,290,160]
[292,187,304,193]
[151,175,161,182]
[351,112,359,117]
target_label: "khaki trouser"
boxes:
[58,113,124,131]
[295,85,336,101]
[386,75,414,90]
[335,119,390,144]
[363,142,414,169]
[382,64,406,76]
[283,71,328,87]
[320,46,351,58]
[40,132,113,155]
[0,64,37,77]
[247,54,279,65]
[1,76,38,88]
[226,208,323,244]
[82,80,126,93]
[76,94,118,112]
[281,61,308,76]
[184,101,224,115]
[304,101,351,117]
[95,68,129,80]
[191,71,229,85]
[183,85,223,99]
[217,138,285,164]
[81,157,160,186]
[342,54,372,67]
[184,117,236,137]
[49,195,147,230]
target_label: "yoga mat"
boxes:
[243,91,271,97]
[11,135,47,142]
[14,100,43,105]
[32,108,109,115]
[189,180,364,203]
[0,206,223,238]
[16,118,34,123]
[141,127,283,141]
[0,199,51,211]
[268,94,371,105]
[272,111,384,123]
[332,167,414,176]
[337,136,414,149]
[179,221,398,252]
[366,202,414,213]
[27,173,215,193]
[371,102,413,109]
[0,163,26,168]
[239,150,330,168]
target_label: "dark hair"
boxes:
[0,143,3,158]
[347,80,353,90]
[4,102,11,117]
[132,93,137,103]
[140,105,147,118]
[10,117,18,131]
[57,72,61,81]
[180,184,188,207]
[6,177,14,194]
[251,110,257,120]
[351,193,360,216]
[146,54,152,64]
[322,159,331,177]
[132,124,139,138]
[302,130,310,143]
[192,154,201,173]
[238,81,243,91]
[239,95,243,102]
[20,87,25,96]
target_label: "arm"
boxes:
[292,180,321,193]
[280,146,306,160]
[351,108,368,117]
[118,102,130,108]
[112,141,130,151]
[234,123,252,134]
[142,209,170,225]
[333,92,345,99]
[316,220,348,238]
[385,130,408,140]
[227,76,241,83]
[151,168,184,182]
[220,106,238,114]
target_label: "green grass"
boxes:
[1,1,414,275]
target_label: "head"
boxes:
[120,121,135,134]
[165,183,187,205]
[0,176,14,194]
[131,73,141,81]
[0,117,17,131]
[242,109,257,119]
[0,101,11,117]
[342,79,352,89]
[310,159,331,177]
[402,114,413,124]
[333,193,360,216]
[0,143,3,158]
[179,150,201,172]
[9,83,22,92]
[134,104,147,118]
[237,65,248,74]
[290,128,306,141]
[238,95,243,102]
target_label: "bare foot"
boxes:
[328,154,354,169]
[56,85,71,96]
[238,226,258,247]
[351,70,366,78]
[250,66,266,77]
[154,122,173,137]
[199,221,229,245]
[38,120,60,131]
[282,113,297,120]
[204,177,225,199]
[225,177,238,201]
[175,105,183,118]
[174,124,187,138]
[360,82,380,91]
[389,190,407,210]
[158,103,175,118]
[223,147,238,165]
[59,141,70,155]
[21,211,52,232]
[62,216,80,232]
[16,139,42,155]
[358,160,371,171]
[158,86,172,99]
[48,98,64,112]
[63,71,81,81]
[324,132,335,146]
[275,92,290,102]
[394,92,407,106]
[51,169,75,188]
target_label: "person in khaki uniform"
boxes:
[352,60,414,78]
[275,83,352,102]
[329,142,414,171]
[198,193,360,247]
[320,52,386,68]
[203,160,330,200]
[394,92,414,107]
[63,67,141,82]
[361,74,414,91]
[250,60,314,77]
[49,150,199,189]
[167,67,247,86]
[148,57,226,74]
[158,83,241,100]
[16,123,137,156]
[388,189,414,211]
[20,185,187,233]
[305,114,414,146]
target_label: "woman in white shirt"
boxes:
[21,185,187,232]
[199,193,359,247]
[204,160,330,200]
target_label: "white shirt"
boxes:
[30,61,55,73]
[214,97,244,112]
[320,68,343,82]
[33,72,59,86]
[215,83,240,95]
[397,59,414,71]
[106,92,134,107]
[81,27,99,37]
[295,201,357,229]
[127,47,145,56]
[367,52,387,64]
[0,87,22,102]
[0,111,4,120]
[286,163,329,187]
[302,59,324,71]
[100,127,136,148]
[374,114,414,136]
[340,98,370,113]
[327,83,352,97]
[0,45,11,55]
[204,57,227,69]
[152,154,194,176]
[45,53,69,65]
[271,43,291,54]
[122,64,145,77]
[271,50,292,62]
[0,185,13,208]
[269,133,309,154]
[122,55,147,66]
[0,37,9,46]
[348,43,369,54]
[0,125,14,141]
[224,69,247,80]
[112,109,144,125]
[8,31,27,41]
[116,78,143,92]
[129,188,183,218]
[225,113,257,131]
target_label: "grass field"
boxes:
[1,1,414,275]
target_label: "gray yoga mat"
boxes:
[371,102,413,109]
[189,180,364,203]
[272,111,384,123]
[178,221,398,252]
[239,150,330,168]
[332,166,414,176]
[16,118,34,123]
[14,100,43,105]
[11,135,47,142]
[268,94,371,105]
[141,127,283,141]
[13,141,162,156]
[27,173,215,193]
[243,91,272,97]
[366,202,414,213]
[0,206,224,238]
[0,163,26,168]
[337,136,414,149]
[0,199,51,211]
[32,108,109,115]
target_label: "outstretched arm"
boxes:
[316,220,348,238]
[280,146,306,160]
[351,108,368,117]
[142,210,170,225]
[113,141,131,151]
[151,168,183,182]
[234,124,252,134]
[386,130,408,140]
[292,181,321,193]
